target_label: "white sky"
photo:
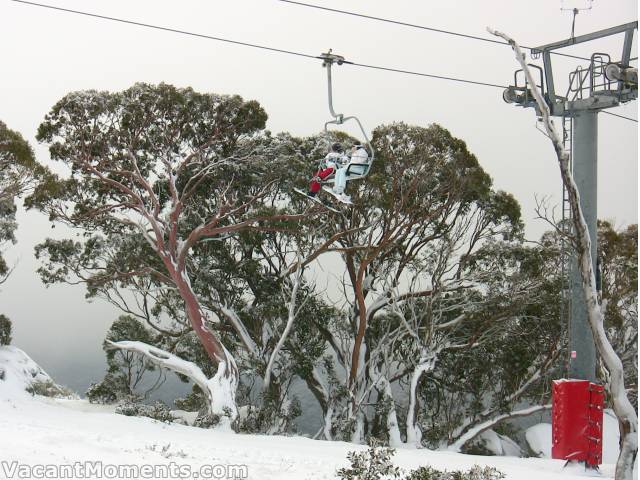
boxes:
[0,0,637,391]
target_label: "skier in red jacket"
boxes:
[307,143,348,197]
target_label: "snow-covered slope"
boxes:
[0,345,55,398]
[0,394,623,480]
[0,347,628,479]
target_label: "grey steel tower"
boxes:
[502,22,637,381]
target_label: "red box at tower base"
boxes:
[551,379,604,466]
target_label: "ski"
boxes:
[322,186,353,205]
[292,188,342,213]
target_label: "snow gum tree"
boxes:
[598,221,638,408]
[0,121,50,284]
[435,235,564,450]
[300,122,530,444]
[30,83,314,427]
[0,121,51,346]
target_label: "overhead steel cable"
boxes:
[7,0,507,90]
[349,62,507,89]
[8,0,639,121]
[275,0,595,62]
[276,0,508,46]
[601,111,638,123]
[8,0,319,60]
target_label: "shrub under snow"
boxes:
[336,440,506,480]
[115,400,176,423]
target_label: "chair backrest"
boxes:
[324,116,375,181]
[345,161,369,179]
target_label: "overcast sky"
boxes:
[0,0,636,394]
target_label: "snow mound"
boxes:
[525,423,552,458]
[525,411,622,464]
[473,429,523,457]
[0,345,57,398]
[170,409,199,426]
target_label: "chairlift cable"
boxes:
[7,0,507,90]
[276,0,508,46]
[8,0,638,125]
[348,62,507,89]
[8,0,319,60]
[274,0,594,61]
[601,111,638,123]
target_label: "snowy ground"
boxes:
[0,347,632,480]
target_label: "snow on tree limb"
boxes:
[213,303,258,357]
[449,349,559,444]
[264,260,304,390]
[489,27,638,479]
[106,340,210,397]
[108,339,238,424]
[447,404,551,453]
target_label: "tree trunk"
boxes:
[323,402,334,441]
[406,354,436,447]
[157,253,240,425]
[351,409,365,444]
[379,375,403,447]
[108,340,237,428]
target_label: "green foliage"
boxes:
[26,379,75,399]
[105,315,155,348]
[0,314,12,345]
[174,386,207,412]
[336,440,402,480]
[599,221,638,328]
[337,441,505,480]
[85,375,131,404]
[0,199,17,279]
[369,393,396,445]
[0,121,51,283]
[31,83,269,224]
[598,220,638,407]
[85,381,117,404]
[410,231,566,448]
[235,394,301,435]
[404,466,505,480]
[193,412,221,429]
[193,406,234,429]
[85,316,160,403]
[115,400,175,423]
[0,121,36,170]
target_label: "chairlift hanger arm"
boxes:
[319,50,353,122]
[319,50,375,169]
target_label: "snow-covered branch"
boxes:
[447,404,551,453]
[106,340,210,398]
[264,262,304,390]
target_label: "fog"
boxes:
[0,1,635,427]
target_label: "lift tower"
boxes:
[503,22,637,381]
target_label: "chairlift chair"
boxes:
[319,51,375,184]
